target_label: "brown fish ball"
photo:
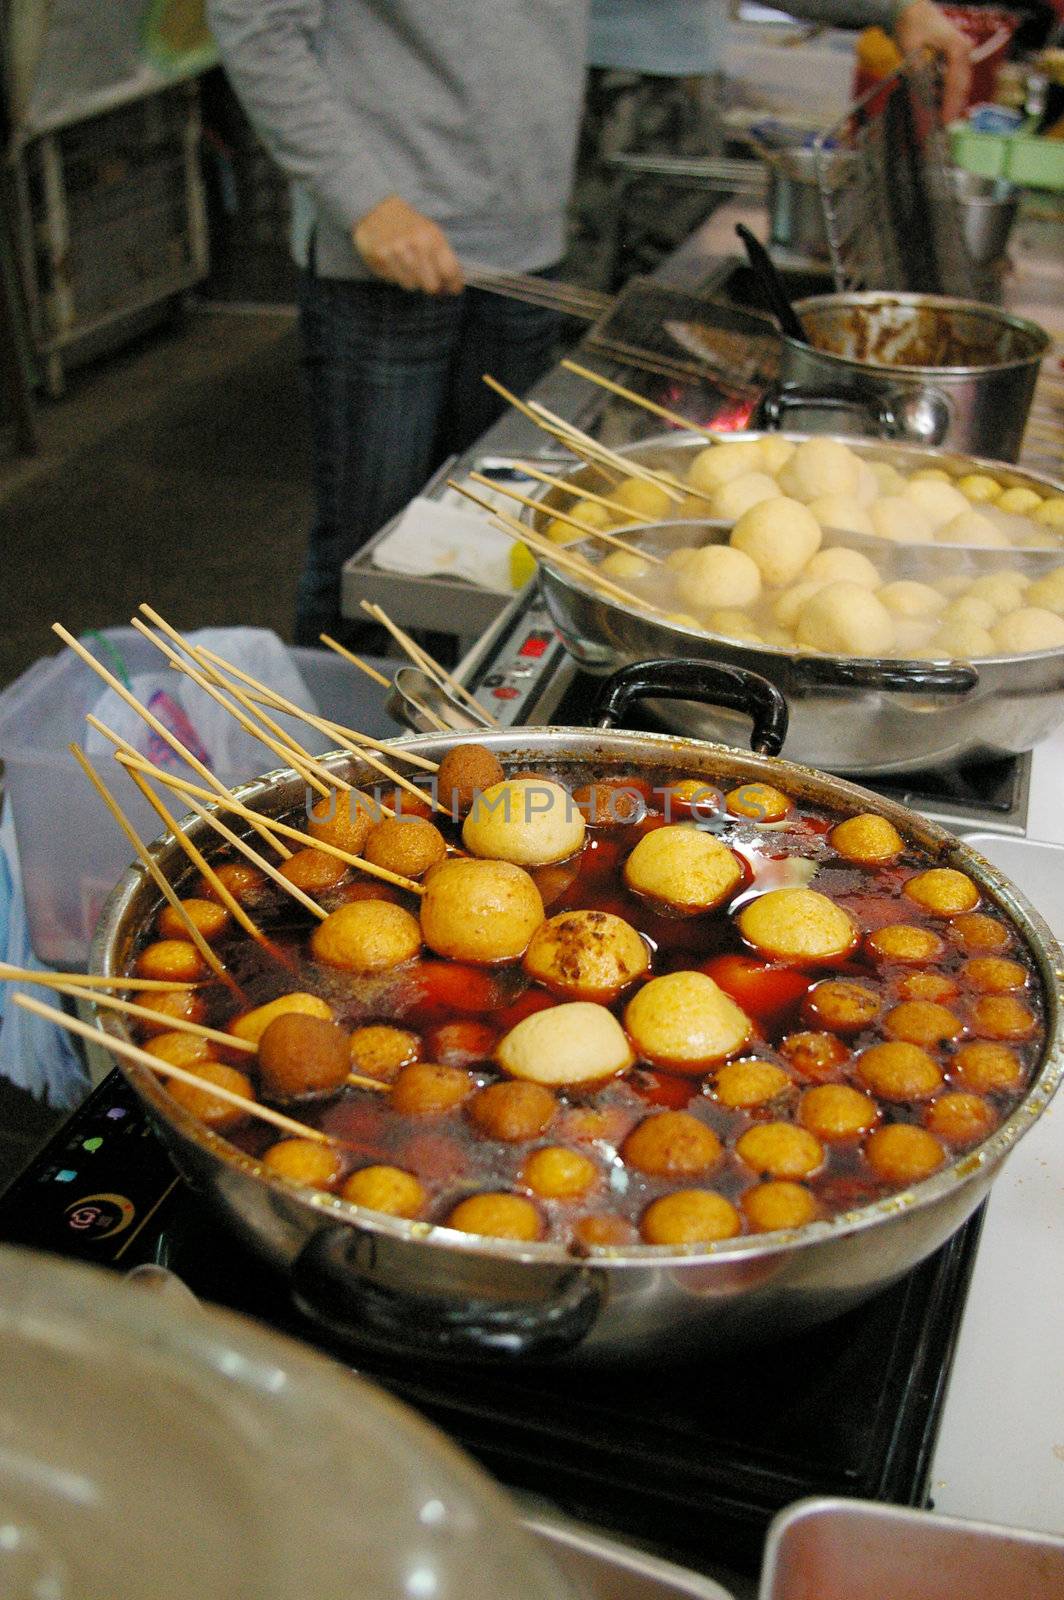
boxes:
[969,994,1037,1041]
[951,1040,1025,1093]
[520,1146,598,1200]
[621,1111,723,1178]
[306,789,377,855]
[165,1062,255,1131]
[883,1000,963,1047]
[866,925,945,965]
[865,1123,945,1185]
[258,1013,350,1101]
[829,813,904,865]
[779,1031,849,1083]
[143,1032,214,1070]
[964,957,1028,993]
[135,989,207,1038]
[311,900,422,973]
[903,868,979,917]
[135,940,207,983]
[228,992,333,1047]
[348,1025,421,1083]
[279,848,348,894]
[735,1123,824,1180]
[738,888,857,963]
[157,898,230,942]
[924,1093,997,1147]
[391,1063,474,1116]
[197,862,267,905]
[437,744,505,818]
[446,1192,542,1240]
[342,1165,427,1218]
[799,1084,879,1142]
[801,979,881,1035]
[640,1190,741,1246]
[713,1060,791,1108]
[364,816,447,879]
[523,908,649,1002]
[261,1139,345,1191]
[949,913,1010,953]
[895,972,959,1004]
[623,825,743,914]
[467,1080,557,1142]
[741,1180,820,1233]
[725,783,792,823]
[420,857,544,964]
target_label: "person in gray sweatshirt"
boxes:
[207,0,969,648]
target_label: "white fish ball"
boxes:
[965,573,1029,613]
[803,547,881,588]
[931,622,996,658]
[806,494,875,536]
[705,609,764,643]
[773,579,825,631]
[795,582,895,656]
[936,511,1011,548]
[991,607,1064,654]
[869,461,909,497]
[940,595,997,629]
[877,580,942,618]
[755,435,797,475]
[997,487,1043,516]
[599,550,652,580]
[676,544,762,610]
[729,496,822,587]
[1023,567,1064,614]
[665,545,700,572]
[870,497,935,544]
[777,437,863,503]
[708,472,781,522]
[854,460,880,507]
[903,478,970,528]
[686,440,764,493]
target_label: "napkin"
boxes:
[371,495,516,594]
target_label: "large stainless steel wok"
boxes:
[90,710,1064,1365]
[528,432,1064,775]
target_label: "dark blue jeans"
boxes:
[294,269,559,646]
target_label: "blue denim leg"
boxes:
[441,283,560,456]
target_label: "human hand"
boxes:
[353,196,464,294]
[892,0,973,123]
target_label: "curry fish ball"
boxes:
[197,861,267,905]
[143,1031,214,1069]
[777,437,862,503]
[904,478,969,527]
[687,440,764,493]
[830,812,904,865]
[496,1001,634,1086]
[883,1000,962,1047]
[924,1093,997,1148]
[714,1059,791,1108]
[622,1110,723,1176]
[856,1040,943,1100]
[957,473,1002,503]
[436,743,505,818]
[391,1062,474,1116]
[307,789,377,855]
[446,1192,542,1240]
[258,1013,351,1100]
[420,858,544,964]
[806,496,875,537]
[610,476,676,522]
[738,887,857,963]
[523,909,649,1002]
[936,510,1010,548]
[866,924,944,964]
[997,486,1043,516]
[624,971,752,1072]
[741,1180,820,1233]
[166,1062,256,1131]
[949,912,1009,952]
[157,898,230,943]
[364,816,447,879]
[676,544,763,611]
[261,1139,345,1191]
[640,1189,741,1246]
[773,579,824,631]
[903,867,979,917]
[342,1165,428,1217]
[229,992,332,1047]
[795,582,894,656]
[992,607,1064,654]
[463,779,586,868]
[865,1123,945,1185]
[799,1083,879,1141]
[600,550,652,580]
[311,900,421,974]
[964,956,1027,993]
[725,782,792,822]
[349,1024,421,1082]
[730,497,822,587]
[1033,497,1064,529]
[802,979,881,1035]
[736,1122,824,1180]
[951,1040,1024,1093]
[877,581,941,619]
[929,622,995,659]
[279,848,348,895]
[708,472,780,522]
[520,1145,599,1199]
[624,824,743,913]
[468,1080,557,1142]
[136,989,208,1037]
[969,994,1037,1041]
[870,497,934,544]
[803,546,880,587]
[135,940,207,983]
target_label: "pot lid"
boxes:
[0,1246,573,1600]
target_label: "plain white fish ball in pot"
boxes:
[729,497,821,587]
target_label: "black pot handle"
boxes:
[594,658,789,756]
[792,656,979,695]
[291,1226,606,1363]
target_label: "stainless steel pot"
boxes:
[90,719,1064,1365]
[766,147,836,262]
[527,432,1064,776]
[763,293,1050,460]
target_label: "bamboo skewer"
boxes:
[318,634,392,688]
[466,469,665,564]
[514,460,681,525]
[396,689,450,734]
[0,965,203,994]
[561,357,719,440]
[358,601,499,728]
[448,481,671,617]
[138,604,355,798]
[167,784,329,922]
[68,742,235,992]
[19,973,257,1056]
[52,622,290,860]
[12,994,343,1148]
[348,1072,390,1094]
[130,616,334,800]
[480,373,619,485]
[527,400,687,502]
[113,754,426,896]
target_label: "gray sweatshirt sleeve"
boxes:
[206,0,394,233]
[776,0,904,29]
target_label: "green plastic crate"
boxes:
[949,121,1064,191]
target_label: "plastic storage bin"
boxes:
[949,122,1064,190]
[0,631,402,969]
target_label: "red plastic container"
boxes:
[853,6,1018,111]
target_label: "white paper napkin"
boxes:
[371,495,516,594]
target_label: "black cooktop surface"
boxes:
[0,1069,983,1573]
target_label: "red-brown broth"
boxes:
[129,768,1046,1251]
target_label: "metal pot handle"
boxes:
[792,656,979,695]
[291,1226,606,1362]
[594,658,789,755]
[758,384,953,448]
